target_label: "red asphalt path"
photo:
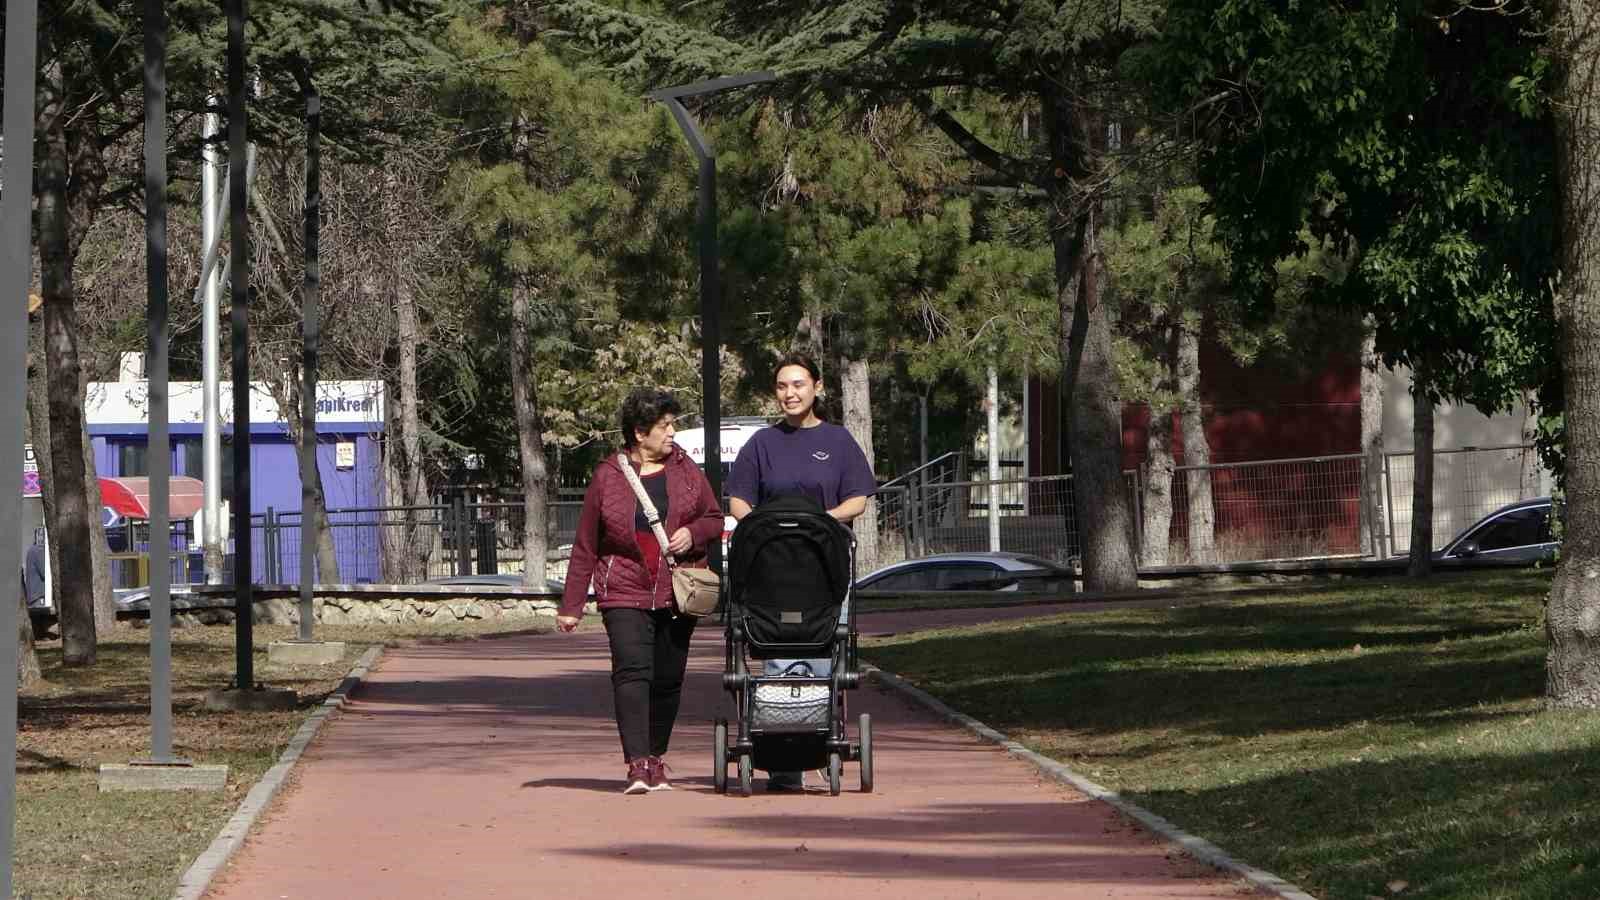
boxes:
[204,613,1255,900]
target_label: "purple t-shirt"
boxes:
[726,421,876,512]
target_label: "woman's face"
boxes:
[634,414,677,461]
[775,365,820,419]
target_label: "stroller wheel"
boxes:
[827,751,842,796]
[859,713,873,793]
[713,719,728,794]
[737,751,753,797]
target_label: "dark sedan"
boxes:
[1434,497,1559,563]
[854,552,1076,592]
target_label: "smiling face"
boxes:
[634,414,677,463]
[775,364,821,424]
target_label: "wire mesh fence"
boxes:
[260,499,583,585]
[876,472,1140,568]
[104,443,1543,592]
[1380,444,1551,556]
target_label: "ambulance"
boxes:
[670,417,769,559]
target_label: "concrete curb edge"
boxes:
[172,645,386,900]
[864,664,1319,900]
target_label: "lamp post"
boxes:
[645,71,775,570]
[1,0,41,888]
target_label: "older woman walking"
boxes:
[556,389,724,794]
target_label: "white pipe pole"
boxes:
[202,107,224,583]
[987,365,1001,553]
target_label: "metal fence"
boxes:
[877,471,1141,568]
[92,443,1542,593]
[1379,443,1551,556]
[246,498,584,585]
[874,443,1550,569]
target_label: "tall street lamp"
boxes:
[645,71,775,573]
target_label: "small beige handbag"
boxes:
[618,453,721,617]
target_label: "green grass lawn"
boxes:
[862,570,1600,900]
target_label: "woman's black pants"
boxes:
[601,607,697,762]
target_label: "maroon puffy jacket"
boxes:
[558,447,723,619]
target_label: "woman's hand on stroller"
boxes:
[667,527,693,556]
[556,615,580,633]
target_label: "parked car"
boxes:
[1433,496,1559,563]
[854,552,1076,593]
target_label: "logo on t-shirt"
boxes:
[812,450,831,461]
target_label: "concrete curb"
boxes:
[865,664,1319,900]
[173,645,385,900]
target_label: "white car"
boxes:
[673,419,768,561]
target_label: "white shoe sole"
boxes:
[623,780,650,795]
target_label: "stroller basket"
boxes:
[751,663,830,731]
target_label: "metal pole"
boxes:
[697,153,724,575]
[145,0,177,762]
[1384,453,1399,559]
[1,0,41,886]
[919,391,928,468]
[299,87,320,641]
[454,495,469,576]
[202,104,224,584]
[987,366,1000,553]
[228,0,254,689]
[646,72,773,576]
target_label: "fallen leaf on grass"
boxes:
[1387,879,1409,894]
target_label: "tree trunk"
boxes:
[395,281,433,581]
[37,108,99,665]
[1518,389,1543,499]
[1408,363,1435,578]
[83,406,116,631]
[1141,318,1176,567]
[1142,402,1175,568]
[1046,90,1137,592]
[510,283,550,587]
[282,373,341,583]
[1176,316,1215,563]
[17,592,42,690]
[1359,322,1388,556]
[842,355,880,574]
[1546,0,1600,708]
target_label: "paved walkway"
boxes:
[204,610,1255,899]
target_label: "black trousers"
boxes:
[601,607,697,762]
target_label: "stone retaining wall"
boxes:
[167,596,594,628]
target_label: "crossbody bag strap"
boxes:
[617,452,676,566]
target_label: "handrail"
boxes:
[879,451,963,491]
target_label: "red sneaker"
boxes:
[623,759,651,795]
[647,756,673,792]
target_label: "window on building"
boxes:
[117,442,148,477]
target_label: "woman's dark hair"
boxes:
[618,388,682,449]
[774,351,822,384]
[773,351,827,421]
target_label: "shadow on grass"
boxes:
[865,577,1549,739]
[1133,743,1600,900]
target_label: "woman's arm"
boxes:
[558,473,607,619]
[828,495,868,524]
[729,497,754,521]
[685,471,725,550]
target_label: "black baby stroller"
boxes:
[713,494,873,796]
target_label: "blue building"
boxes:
[85,375,387,583]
